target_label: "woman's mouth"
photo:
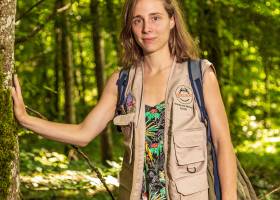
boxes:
[143,37,156,44]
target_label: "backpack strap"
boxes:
[188,59,222,200]
[115,68,130,132]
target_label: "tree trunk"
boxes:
[263,57,271,128]
[77,23,86,105]
[0,0,20,199]
[58,0,77,160]
[54,1,63,120]
[105,0,122,65]
[198,0,223,83]
[90,0,113,165]
[60,0,75,124]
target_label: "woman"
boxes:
[11,0,237,199]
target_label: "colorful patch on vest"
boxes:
[125,92,136,113]
[174,85,193,110]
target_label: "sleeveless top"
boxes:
[140,101,167,200]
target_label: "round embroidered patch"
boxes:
[175,85,193,105]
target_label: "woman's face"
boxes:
[131,0,175,55]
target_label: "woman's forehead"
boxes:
[133,0,166,16]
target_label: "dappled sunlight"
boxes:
[20,147,122,198]
[21,170,119,190]
[3,0,277,199]
[236,128,280,155]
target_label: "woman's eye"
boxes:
[152,16,160,21]
[133,19,141,25]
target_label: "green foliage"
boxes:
[14,0,280,198]
[20,148,69,173]
[19,136,123,199]
[238,150,280,200]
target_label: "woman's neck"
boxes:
[142,48,175,74]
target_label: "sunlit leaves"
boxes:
[20,148,69,172]
[15,0,280,198]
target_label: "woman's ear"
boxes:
[170,15,175,29]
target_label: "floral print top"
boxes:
[141,101,167,200]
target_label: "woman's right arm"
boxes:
[11,71,120,147]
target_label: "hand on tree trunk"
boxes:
[10,74,29,124]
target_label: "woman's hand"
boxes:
[10,74,29,123]
[8,71,119,147]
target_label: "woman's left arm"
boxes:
[203,63,237,200]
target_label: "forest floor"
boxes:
[19,129,280,200]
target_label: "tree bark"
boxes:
[0,0,20,199]
[57,0,77,160]
[90,0,113,165]
[60,0,75,125]
[77,23,86,105]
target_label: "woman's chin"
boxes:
[141,42,168,55]
[142,46,159,55]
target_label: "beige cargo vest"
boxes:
[113,58,216,200]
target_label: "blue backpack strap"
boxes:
[116,68,129,114]
[188,59,222,200]
[115,68,129,132]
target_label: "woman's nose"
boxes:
[142,20,152,33]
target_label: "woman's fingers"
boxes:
[13,74,23,102]
[10,86,16,102]
[11,85,21,106]
[10,75,28,122]
[11,74,25,108]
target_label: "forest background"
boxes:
[0,0,279,199]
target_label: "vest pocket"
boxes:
[173,129,206,173]
[113,113,135,165]
[174,172,209,199]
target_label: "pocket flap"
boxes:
[173,130,206,165]
[173,130,204,148]
[175,173,209,195]
[113,113,135,126]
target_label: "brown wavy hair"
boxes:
[119,0,200,68]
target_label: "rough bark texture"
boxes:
[0,0,20,199]
[91,0,113,164]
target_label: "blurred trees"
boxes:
[9,0,280,199]
[90,0,113,164]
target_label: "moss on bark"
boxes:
[0,52,18,199]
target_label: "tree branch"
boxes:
[262,185,280,199]
[16,0,46,22]
[15,3,71,45]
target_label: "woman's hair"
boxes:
[119,0,200,68]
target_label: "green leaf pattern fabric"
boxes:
[141,101,167,200]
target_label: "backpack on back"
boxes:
[115,59,258,200]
